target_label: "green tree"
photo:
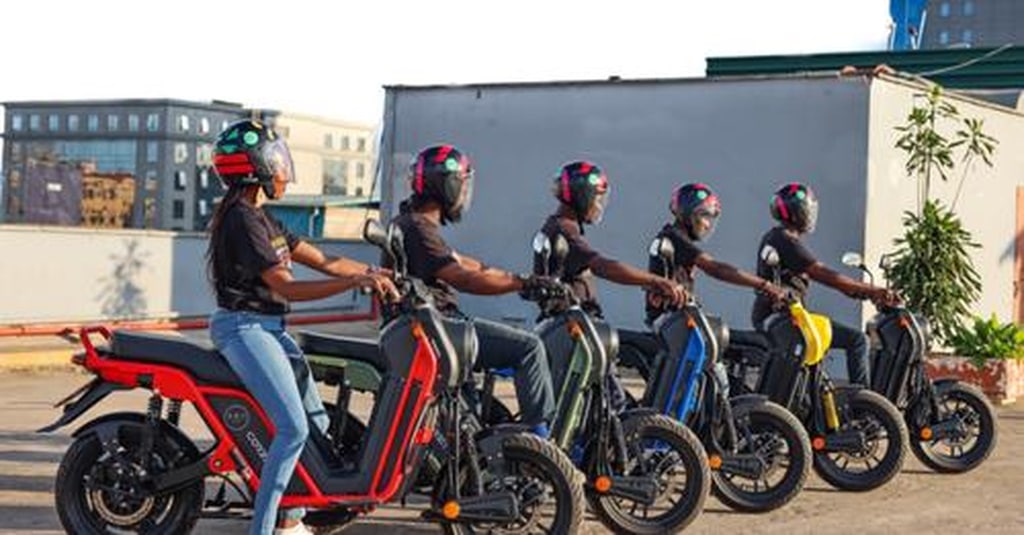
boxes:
[888,84,997,344]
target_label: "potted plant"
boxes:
[927,314,1024,404]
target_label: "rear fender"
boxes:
[37,378,128,433]
[618,407,660,422]
[728,393,770,417]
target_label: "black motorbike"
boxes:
[723,245,909,492]
[841,251,998,473]
[478,232,711,534]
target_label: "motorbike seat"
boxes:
[298,332,387,372]
[721,329,773,368]
[110,331,243,388]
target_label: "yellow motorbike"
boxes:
[725,246,908,491]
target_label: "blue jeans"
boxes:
[472,318,556,426]
[209,309,329,535]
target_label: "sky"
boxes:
[0,1,894,126]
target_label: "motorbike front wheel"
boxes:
[55,421,204,534]
[586,414,710,535]
[813,389,908,491]
[909,381,998,473]
[437,433,584,535]
[712,400,811,513]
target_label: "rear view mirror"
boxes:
[649,237,676,276]
[760,245,780,267]
[841,252,864,268]
[533,232,552,276]
[363,219,388,249]
[551,234,569,264]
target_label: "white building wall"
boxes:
[864,76,1024,325]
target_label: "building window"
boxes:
[146,113,160,132]
[356,162,365,179]
[11,115,24,131]
[199,117,210,134]
[128,114,140,132]
[196,143,214,166]
[174,142,189,164]
[67,115,80,131]
[939,31,950,45]
[178,114,190,132]
[146,141,159,163]
[322,158,348,195]
[198,169,210,189]
[939,1,950,17]
[341,136,350,151]
[108,115,120,131]
[962,29,973,44]
[46,114,58,131]
[29,114,41,131]
[324,133,333,149]
[172,200,185,219]
[221,119,230,132]
[357,137,367,152]
[175,170,187,191]
[87,115,100,132]
[198,199,209,217]
[963,0,974,16]
[355,186,364,196]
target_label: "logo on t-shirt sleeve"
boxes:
[271,236,292,269]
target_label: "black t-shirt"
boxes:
[211,201,300,315]
[646,223,703,323]
[751,226,817,326]
[389,210,459,314]
[540,215,601,315]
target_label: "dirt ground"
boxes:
[1,370,1022,534]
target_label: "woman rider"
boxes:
[206,119,396,535]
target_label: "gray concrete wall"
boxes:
[0,225,376,324]
[864,76,1024,325]
[381,76,872,330]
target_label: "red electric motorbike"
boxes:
[41,220,584,534]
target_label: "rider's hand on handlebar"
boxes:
[518,274,568,301]
[358,273,400,303]
[758,281,788,306]
[869,287,901,308]
[647,277,687,307]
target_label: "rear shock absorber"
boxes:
[821,386,841,431]
[166,399,183,426]
[147,394,164,422]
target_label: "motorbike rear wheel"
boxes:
[813,389,908,491]
[55,422,204,534]
[909,381,997,473]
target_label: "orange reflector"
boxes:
[708,455,723,470]
[594,476,613,494]
[920,427,933,440]
[415,427,435,445]
[812,437,826,451]
[442,501,460,520]
[412,321,426,339]
[568,321,584,338]
[898,317,910,329]
[686,315,697,329]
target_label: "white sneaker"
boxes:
[274,521,315,535]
